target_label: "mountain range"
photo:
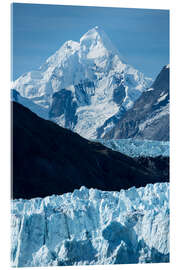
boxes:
[12,26,154,139]
[11,26,170,199]
[11,24,170,268]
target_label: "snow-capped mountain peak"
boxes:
[12,26,152,139]
[80,26,120,59]
[45,40,80,67]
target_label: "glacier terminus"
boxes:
[11,183,169,267]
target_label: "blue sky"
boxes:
[12,3,169,81]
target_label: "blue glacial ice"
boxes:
[11,182,169,267]
[95,139,169,157]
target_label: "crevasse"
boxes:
[11,182,169,267]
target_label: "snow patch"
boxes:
[146,88,154,92]
[156,93,168,104]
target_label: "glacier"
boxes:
[12,26,152,139]
[95,139,169,157]
[11,182,169,267]
[11,89,49,120]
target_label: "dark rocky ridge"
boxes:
[49,79,96,130]
[134,156,169,182]
[49,89,78,129]
[104,65,169,141]
[12,101,169,199]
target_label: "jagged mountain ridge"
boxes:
[12,26,152,139]
[12,101,168,199]
[104,65,169,141]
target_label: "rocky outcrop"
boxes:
[49,89,78,129]
[104,65,169,141]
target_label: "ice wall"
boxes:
[11,182,169,267]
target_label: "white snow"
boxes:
[156,93,168,104]
[146,88,154,92]
[12,26,152,139]
[11,182,169,267]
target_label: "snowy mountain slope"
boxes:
[95,139,169,158]
[11,182,169,267]
[104,65,169,141]
[11,89,49,120]
[12,26,152,139]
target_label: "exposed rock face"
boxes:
[104,65,169,141]
[113,83,126,106]
[49,89,78,129]
[74,79,95,106]
[12,101,168,199]
[11,183,169,267]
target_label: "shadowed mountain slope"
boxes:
[104,65,169,141]
[12,102,168,199]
